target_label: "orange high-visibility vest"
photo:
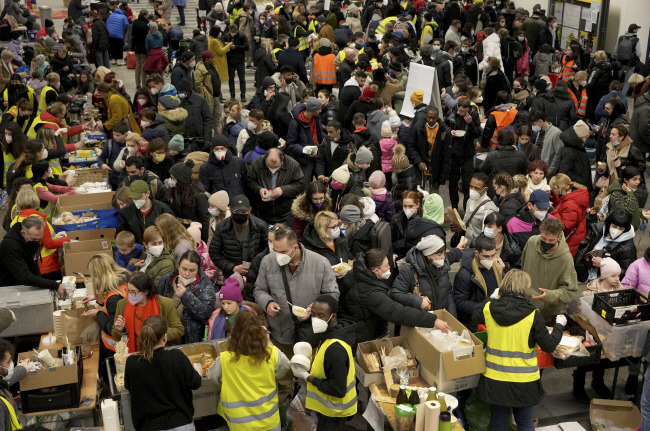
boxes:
[313,53,336,85]
[560,56,576,81]
[490,109,518,147]
[571,87,588,117]
[100,286,128,351]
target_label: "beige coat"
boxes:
[194,60,213,103]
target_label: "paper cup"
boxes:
[38,350,55,367]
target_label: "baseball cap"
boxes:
[529,189,550,210]
[230,195,250,212]
[629,24,641,32]
[129,180,149,199]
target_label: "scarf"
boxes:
[525,176,550,194]
[124,295,160,352]
[298,111,319,146]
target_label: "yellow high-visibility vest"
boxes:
[38,86,58,112]
[0,396,22,430]
[294,25,310,52]
[375,17,397,35]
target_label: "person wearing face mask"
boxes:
[340,203,377,256]
[491,172,526,221]
[113,132,142,174]
[138,108,170,142]
[547,174,589,258]
[603,166,644,230]
[30,160,76,221]
[248,78,277,120]
[117,180,174,244]
[586,208,637,283]
[171,51,197,95]
[450,173,499,243]
[222,23,250,101]
[507,189,555,249]
[303,211,353,285]
[0,338,37,430]
[97,122,131,189]
[207,189,230,250]
[199,135,247,197]
[343,248,451,344]
[391,190,443,258]
[483,211,521,272]
[315,121,350,186]
[600,125,645,190]
[537,16,561,54]
[158,250,216,343]
[132,88,154,116]
[567,71,589,118]
[139,225,176,286]
[529,109,565,175]
[291,181,332,241]
[520,217,579,320]
[392,234,462,315]
[509,77,530,111]
[144,138,174,182]
[480,125,529,179]
[409,107,452,193]
[453,234,504,330]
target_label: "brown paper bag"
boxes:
[58,307,101,346]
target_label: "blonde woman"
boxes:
[36,119,84,179]
[475,269,565,431]
[113,132,140,172]
[82,254,129,359]
[302,211,352,279]
[155,213,197,264]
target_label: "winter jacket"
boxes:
[190,34,209,61]
[537,25,560,51]
[539,124,564,175]
[117,200,174,244]
[446,108,482,159]
[391,247,461,315]
[596,91,627,123]
[464,194,499,243]
[98,138,128,189]
[105,91,141,133]
[547,88,579,132]
[558,127,592,191]
[222,30,249,66]
[521,234,580,318]
[550,188,589,257]
[432,51,455,90]
[474,296,563,407]
[131,16,149,54]
[480,145,529,178]
[344,99,376,131]
[171,63,194,93]
[119,169,170,205]
[497,191,526,221]
[271,72,306,109]
[302,223,353,267]
[507,208,555,251]
[465,4,488,29]
[199,148,247,199]
[291,193,333,242]
[286,103,324,166]
[390,212,445,259]
[367,110,388,141]
[315,135,349,180]
[342,254,437,343]
[586,60,613,120]
[209,214,268,278]
[142,246,176,286]
[92,18,110,51]
[194,60,218,103]
[373,193,396,223]
[498,231,522,272]
[179,91,212,140]
[392,165,419,199]
[337,77,362,125]
[115,243,145,271]
[607,179,641,230]
[158,270,216,343]
[247,153,305,223]
[254,48,275,88]
[481,68,509,112]
[277,47,308,83]
[253,244,339,344]
[146,113,171,143]
[479,33,504,72]
[408,118,451,186]
[529,90,555,119]
[169,190,210,241]
[145,32,164,52]
[453,249,504,330]
[621,257,650,295]
[480,104,518,149]
[106,9,129,39]
[603,140,646,187]
[350,128,382,176]
[630,91,650,154]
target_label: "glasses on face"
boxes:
[127,289,140,295]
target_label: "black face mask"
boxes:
[232,213,249,225]
[513,87,522,94]
[540,240,555,254]
[129,174,141,181]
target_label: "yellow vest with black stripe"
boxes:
[3,151,15,188]
[483,302,540,383]
[38,86,58,112]
[293,24,310,52]
[306,339,357,417]
[11,212,57,259]
[272,47,283,63]
[217,346,280,430]
[0,396,22,430]
[31,183,54,221]
[376,17,397,35]
[3,86,36,112]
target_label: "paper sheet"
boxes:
[363,394,385,431]
[581,8,591,21]
[560,26,579,49]
[555,2,563,25]
[563,3,582,29]
[400,62,441,118]
[324,0,330,11]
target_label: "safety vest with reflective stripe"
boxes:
[31,183,54,221]
[273,5,283,18]
[306,338,357,417]
[272,48,283,63]
[338,47,365,64]
[293,25,310,52]
[483,302,539,383]
[4,106,32,133]
[38,86,58,112]
[3,151,15,188]
[489,108,518,147]
[0,396,21,430]
[571,87,588,117]
[560,57,576,82]
[229,6,242,23]
[313,53,337,85]
[26,116,64,176]
[308,19,317,34]
[217,346,280,430]
[376,17,397,35]
[11,213,57,260]
[101,286,128,351]
[3,87,36,113]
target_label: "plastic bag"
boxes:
[286,386,317,431]
[463,392,513,431]
[553,335,591,360]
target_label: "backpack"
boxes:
[616,35,638,63]
[368,20,380,37]
[371,219,390,249]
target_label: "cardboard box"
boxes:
[355,336,419,386]
[73,168,109,187]
[63,239,113,277]
[65,228,116,242]
[18,348,80,392]
[589,399,641,431]
[403,309,485,393]
[57,191,114,213]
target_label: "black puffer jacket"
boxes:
[131,16,149,54]
[594,224,637,277]
[208,215,269,277]
[179,90,213,140]
[408,118,452,186]
[347,218,375,256]
[446,108,482,159]
[198,142,247,198]
[547,88,579,131]
[315,133,350,179]
[558,127,592,191]
[302,223,353,266]
[390,212,446,259]
[254,48,276,88]
[92,18,110,51]
[391,247,462,315]
[321,99,339,130]
[586,60,613,121]
[480,145,529,178]
[392,165,419,201]
[500,231,522,272]
[190,34,209,61]
[341,254,438,343]
[496,192,526,221]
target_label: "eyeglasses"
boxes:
[127,290,141,295]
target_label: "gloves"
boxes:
[556,315,567,327]
[55,128,68,136]
[292,367,311,381]
[192,362,203,376]
[54,231,67,239]
[490,288,500,299]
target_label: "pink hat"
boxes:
[219,278,242,302]
[600,257,621,279]
[186,222,202,245]
[369,170,387,195]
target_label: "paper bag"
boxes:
[58,307,100,345]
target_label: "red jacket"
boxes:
[14,209,70,274]
[550,188,589,257]
[39,111,84,152]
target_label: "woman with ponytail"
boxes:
[125,315,203,431]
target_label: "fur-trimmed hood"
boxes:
[160,107,188,123]
[291,192,333,221]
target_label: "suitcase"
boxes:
[0,285,55,337]
[126,51,136,69]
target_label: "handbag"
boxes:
[450,199,490,247]
[279,268,319,346]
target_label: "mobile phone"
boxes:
[587,122,597,131]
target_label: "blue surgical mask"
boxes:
[432,45,441,52]
[518,36,524,41]
[388,71,396,78]
[612,140,620,147]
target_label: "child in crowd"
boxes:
[114,231,145,272]
[581,257,623,307]
[368,170,396,222]
[379,120,398,190]
[140,225,175,286]
[187,222,216,279]
[516,125,537,162]
[207,276,253,340]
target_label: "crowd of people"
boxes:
[0,0,649,429]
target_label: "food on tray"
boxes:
[52,211,99,225]
[332,262,351,274]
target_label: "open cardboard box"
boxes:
[64,228,116,242]
[589,399,641,431]
[57,191,114,213]
[63,239,112,277]
[17,348,80,392]
[355,336,419,387]
[403,309,485,393]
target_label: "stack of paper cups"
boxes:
[53,310,63,340]
[423,400,441,431]
[101,399,121,431]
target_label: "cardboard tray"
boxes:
[63,239,113,277]
[57,192,115,213]
[589,399,641,431]
[64,228,116,241]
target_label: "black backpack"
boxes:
[616,35,638,63]
[371,219,390,249]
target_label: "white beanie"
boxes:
[381,120,392,138]
[416,235,445,256]
[388,109,401,128]
[360,197,376,219]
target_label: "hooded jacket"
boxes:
[291,193,333,242]
[507,207,555,250]
[337,77,362,125]
[558,127,592,191]
[209,214,268,278]
[550,188,589,257]
[254,48,275,88]
[390,212,445,259]
[146,113,171,142]
[391,247,461,315]
[432,51,455,89]
[117,200,174,244]
[160,107,189,136]
[521,234,580,317]
[496,191,526,221]
[480,145,529,178]
[591,222,637,278]
[547,88,579,131]
[198,147,247,198]
[302,223,353,267]
[621,256,650,295]
[286,103,324,166]
[342,253,437,343]
[190,34,209,61]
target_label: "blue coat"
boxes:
[595,91,628,122]
[106,9,129,39]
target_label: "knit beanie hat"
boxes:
[186,222,202,245]
[141,128,159,142]
[410,90,424,106]
[416,234,445,256]
[209,190,229,211]
[159,95,180,110]
[573,120,590,139]
[219,278,243,302]
[599,257,621,279]
[355,146,373,164]
[159,83,178,97]
[262,76,276,89]
[369,170,387,194]
[391,144,409,170]
[169,159,195,184]
[360,196,376,219]
[381,120,392,138]
[331,164,350,185]
[305,97,323,112]
[340,205,361,223]
[388,110,401,128]
[534,78,547,92]
[362,85,377,99]
[168,134,185,152]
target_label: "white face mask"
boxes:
[150,87,160,95]
[533,210,547,221]
[380,269,391,279]
[311,315,331,333]
[452,85,459,94]
[476,96,483,103]
[140,120,151,128]
[268,241,274,251]
[5,134,12,143]
[580,80,587,87]
[134,198,147,209]
[330,227,340,240]
[137,98,147,106]
[469,189,481,200]
[208,208,219,217]
[215,150,227,160]
[1,362,14,382]
[166,178,177,188]
[461,47,469,54]
[269,166,279,174]
[484,227,496,238]
[532,124,541,133]
[276,248,294,266]
[247,122,257,132]
[127,146,138,155]
[148,244,164,257]
[178,275,195,286]
[609,227,623,239]
[404,208,416,219]
[41,148,48,160]
[189,61,196,68]
[431,258,445,268]
[479,258,494,269]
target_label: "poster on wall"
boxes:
[579,31,593,51]
[563,3,582,29]
[400,63,441,118]
[555,2,563,25]
[560,26,579,49]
